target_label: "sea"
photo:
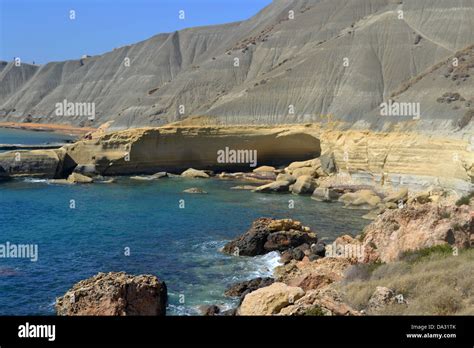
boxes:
[0,128,369,315]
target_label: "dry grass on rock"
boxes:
[337,246,474,315]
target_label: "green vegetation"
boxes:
[399,244,454,264]
[455,192,474,206]
[440,211,451,219]
[338,247,474,315]
[304,305,325,316]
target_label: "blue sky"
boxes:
[0,0,272,64]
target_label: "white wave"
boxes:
[191,240,226,252]
[167,304,197,316]
[248,251,282,278]
[22,178,48,183]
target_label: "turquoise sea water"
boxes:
[0,129,369,315]
[0,128,75,149]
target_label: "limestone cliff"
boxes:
[1,0,473,133]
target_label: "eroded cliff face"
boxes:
[319,130,474,193]
[0,124,471,193]
[63,125,322,175]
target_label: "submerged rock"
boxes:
[183,187,207,194]
[130,172,168,181]
[222,218,317,256]
[55,272,167,316]
[230,185,260,190]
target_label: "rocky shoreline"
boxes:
[53,181,473,316]
[210,191,473,316]
[1,125,472,316]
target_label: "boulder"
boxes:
[264,230,317,252]
[222,218,317,256]
[199,305,221,316]
[367,286,400,313]
[291,175,317,194]
[291,166,318,178]
[253,165,276,173]
[225,277,275,302]
[311,187,340,202]
[339,189,381,209]
[319,152,337,175]
[55,272,167,316]
[243,171,277,181]
[73,164,98,177]
[181,168,210,178]
[253,180,291,193]
[310,242,326,257]
[275,257,353,291]
[383,188,408,204]
[276,173,296,184]
[67,172,93,184]
[238,282,305,315]
[410,190,431,204]
[183,187,207,194]
[279,288,360,316]
[286,159,319,171]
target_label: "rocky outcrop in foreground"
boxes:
[222,218,318,257]
[238,282,359,316]
[224,193,473,316]
[359,202,473,263]
[55,272,167,316]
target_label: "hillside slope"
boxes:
[0,0,473,133]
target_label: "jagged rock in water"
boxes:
[222,218,317,256]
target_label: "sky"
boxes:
[0,0,272,64]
